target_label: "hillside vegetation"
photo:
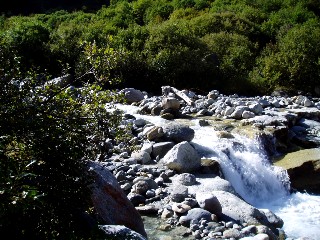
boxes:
[1,0,320,95]
[1,1,320,239]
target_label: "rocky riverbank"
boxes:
[95,87,320,240]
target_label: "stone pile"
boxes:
[98,87,320,240]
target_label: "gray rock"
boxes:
[249,103,264,115]
[161,141,201,173]
[196,193,222,215]
[162,97,180,110]
[151,141,175,159]
[131,181,149,195]
[131,150,151,164]
[231,106,247,119]
[175,173,197,186]
[242,110,255,119]
[223,228,242,239]
[145,126,164,141]
[259,209,284,229]
[179,208,213,227]
[170,184,189,202]
[162,123,195,142]
[99,225,147,240]
[212,191,277,229]
[256,225,277,240]
[120,88,145,103]
[133,177,158,190]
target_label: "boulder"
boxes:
[131,150,152,164]
[211,191,283,230]
[98,225,147,240]
[175,173,197,186]
[89,162,147,237]
[179,208,213,227]
[151,141,175,159]
[274,148,320,194]
[162,123,195,142]
[161,141,201,173]
[196,193,222,215]
[162,97,180,110]
[120,88,145,103]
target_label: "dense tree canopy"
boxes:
[1,0,320,238]
[1,0,319,95]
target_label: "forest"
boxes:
[1,0,320,95]
[1,0,320,239]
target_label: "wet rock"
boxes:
[99,225,147,240]
[274,148,320,194]
[162,123,195,143]
[179,208,213,227]
[211,191,280,230]
[259,209,284,229]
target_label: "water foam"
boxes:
[116,104,320,239]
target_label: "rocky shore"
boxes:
[93,87,320,240]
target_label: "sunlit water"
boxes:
[190,124,320,239]
[115,104,320,239]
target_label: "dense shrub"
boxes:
[1,18,51,73]
[249,20,320,94]
[202,32,257,94]
[261,4,316,38]
[0,79,126,238]
[1,0,320,96]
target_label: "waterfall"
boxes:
[190,123,320,239]
[115,103,320,239]
[190,124,291,206]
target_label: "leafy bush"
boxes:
[249,20,320,94]
[0,79,123,238]
[202,32,257,94]
[189,12,259,39]
[1,17,51,73]
[0,40,132,238]
[261,4,316,38]
[144,0,174,24]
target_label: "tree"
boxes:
[0,42,132,238]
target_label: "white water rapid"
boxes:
[116,104,320,239]
[191,123,320,240]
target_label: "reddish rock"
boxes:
[89,161,147,237]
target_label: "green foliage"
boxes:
[249,20,320,94]
[0,75,131,238]
[189,12,260,39]
[202,32,257,94]
[261,4,316,37]
[82,37,131,86]
[144,0,174,24]
[1,0,320,96]
[1,17,51,72]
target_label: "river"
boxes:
[116,103,320,239]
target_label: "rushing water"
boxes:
[190,123,320,239]
[116,104,320,239]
